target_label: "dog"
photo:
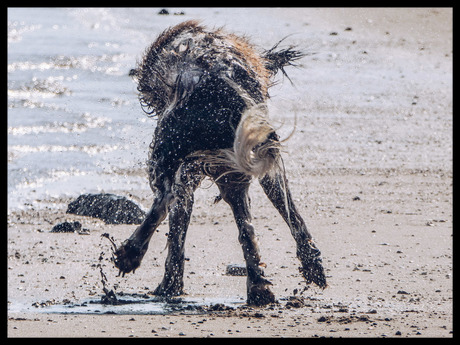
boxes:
[113,20,326,306]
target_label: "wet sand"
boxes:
[8,8,452,337]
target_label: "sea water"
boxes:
[8,8,297,212]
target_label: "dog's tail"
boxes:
[263,38,305,83]
[191,104,281,180]
[224,104,281,178]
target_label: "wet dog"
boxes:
[114,20,326,306]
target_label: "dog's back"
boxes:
[135,20,270,118]
[133,20,305,180]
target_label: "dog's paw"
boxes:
[298,240,327,289]
[113,239,146,276]
[247,282,276,306]
[300,259,327,289]
[246,276,276,306]
[153,278,185,297]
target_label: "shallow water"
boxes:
[11,294,245,315]
[8,8,149,210]
[7,7,306,212]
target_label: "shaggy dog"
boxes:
[113,20,326,306]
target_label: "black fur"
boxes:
[113,21,326,306]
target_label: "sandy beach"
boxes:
[8,8,452,337]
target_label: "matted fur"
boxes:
[229,104,280,177]
[192,103,281,180]
[113,21,327,306]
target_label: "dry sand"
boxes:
[8,8,452,337]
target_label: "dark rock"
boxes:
[226,263,247,276]
[397,290,410,295]
[50,221,81,233]
[66,193,146,224]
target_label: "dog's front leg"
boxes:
[114,173,173,276]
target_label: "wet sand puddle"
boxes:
[9,232,245,316]
[13,295,246,316]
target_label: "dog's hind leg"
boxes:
[259,170,327,289]
[154,161,204,296]
[216,175,275,306]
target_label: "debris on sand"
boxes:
[98,236,120,305]
[226,264,247,276]
[50,221,82,233]
[66,193,146,224]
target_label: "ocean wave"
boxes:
[8,53,130,75]
[9,143,123,156]
[8,20,42,43]
[7,113,111,136]
[8,76,72,99]
[7,144,124,164]
[7,99,64,110]
[12,168,88,191]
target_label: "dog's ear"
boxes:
[128,68,139,79]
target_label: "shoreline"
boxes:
[8,8,452,337]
